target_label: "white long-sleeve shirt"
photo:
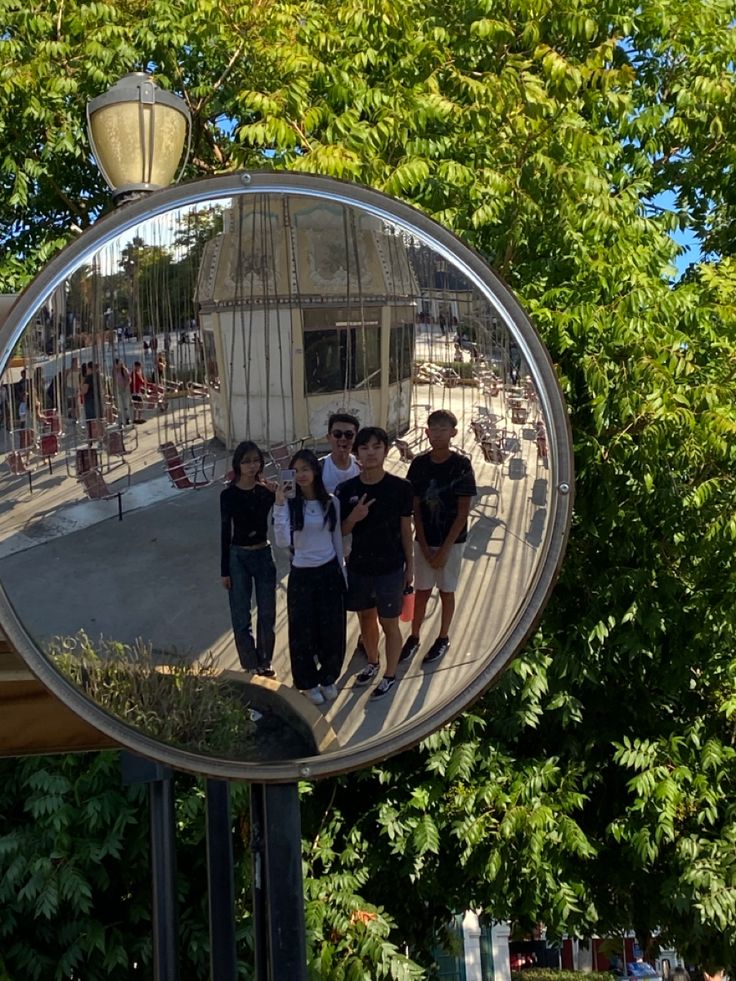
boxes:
[273,496,347,584]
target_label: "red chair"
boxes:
[39,409,62,435]
[86,418,107,441]
[39,433,60,473]
[72,446,100,476]
[78,461,130,521]
[481,438,505,464]
[160,441,214,489]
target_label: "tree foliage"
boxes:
[0,754,424,979]
[1,0,736,975]
[0,753,156,980]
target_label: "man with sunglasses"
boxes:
[321,412,361,493]
[321,413,365,658]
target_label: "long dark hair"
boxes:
[231,441,265,483]
[288,449,336,532]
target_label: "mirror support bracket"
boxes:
[206,779,238,980]
[250,782,308,981]
[122,753,180,981]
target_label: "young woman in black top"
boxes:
[220,441,276,675]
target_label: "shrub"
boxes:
[512,971,613,981]
[47,631,256,757]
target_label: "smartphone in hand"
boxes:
[279,469,296,498]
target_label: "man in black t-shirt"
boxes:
[401,409,476,666]
[337,427,413,701]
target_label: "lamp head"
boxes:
[87,72,191,204]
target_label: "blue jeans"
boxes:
[227,545,276,670]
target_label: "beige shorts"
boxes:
[413,542,463,593]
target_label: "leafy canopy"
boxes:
[1,0,736,974]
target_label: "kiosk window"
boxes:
[389,322,414,384]
[303,309,381,394]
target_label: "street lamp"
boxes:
[86,72,191,204]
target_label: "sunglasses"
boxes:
[330,429,355,440]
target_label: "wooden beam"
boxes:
[0,629,117,757]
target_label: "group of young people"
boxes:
[219,409,476,706]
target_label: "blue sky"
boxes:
[649,188,703,280]
[671,227,701,278]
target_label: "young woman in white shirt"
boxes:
[273,449,347,705]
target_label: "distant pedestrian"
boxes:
[81,363,103,433]
[63,357,80,420]
[113,358,132,425]
[130,360,147,423]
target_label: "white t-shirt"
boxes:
[321,454,360,493]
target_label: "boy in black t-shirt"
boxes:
[401,410,476,665]
[337,427,413,701]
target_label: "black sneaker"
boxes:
[355,662,379,686]
[399,635,420,662]
[370,676,395,700]
[423,637,450,664]
[257,664,276,678]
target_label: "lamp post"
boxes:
[86,72,191,204]
[86,73,209,981]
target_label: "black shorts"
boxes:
[345,566,404,619]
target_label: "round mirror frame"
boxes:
[0,172,574,781]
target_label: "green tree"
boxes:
[0,752,423,979]
[1,0,736,974]
[235,0,736,968]
[0,753,156,979]
[0,0,270,291]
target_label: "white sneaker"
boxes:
[304,686,325,705]
[320,683,338,701]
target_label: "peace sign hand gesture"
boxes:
[351,493,374,523]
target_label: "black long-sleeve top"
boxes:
[220,483,275,576]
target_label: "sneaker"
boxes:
[257,664,276,678]
[370,676,395,700]
[354,637,367,658]
[355,662,379,686]
[399,635,420,662]
[423,637,450,664]
[320,683,338,701]
[304,686,325,705]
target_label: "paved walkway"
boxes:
[0,376,550,760]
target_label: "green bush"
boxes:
[47,631,256,757]
[512,971,613,981]
[435,360,477,379]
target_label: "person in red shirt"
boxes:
[130,361,147,424]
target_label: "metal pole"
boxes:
[249,784,269,981]
[250,783,308,980]
[149,772,180,981]
[121,753,179,981]
[205,780,238,981]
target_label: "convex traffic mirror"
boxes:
[0,173,573,780]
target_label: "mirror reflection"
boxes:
[0,191,551,764]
